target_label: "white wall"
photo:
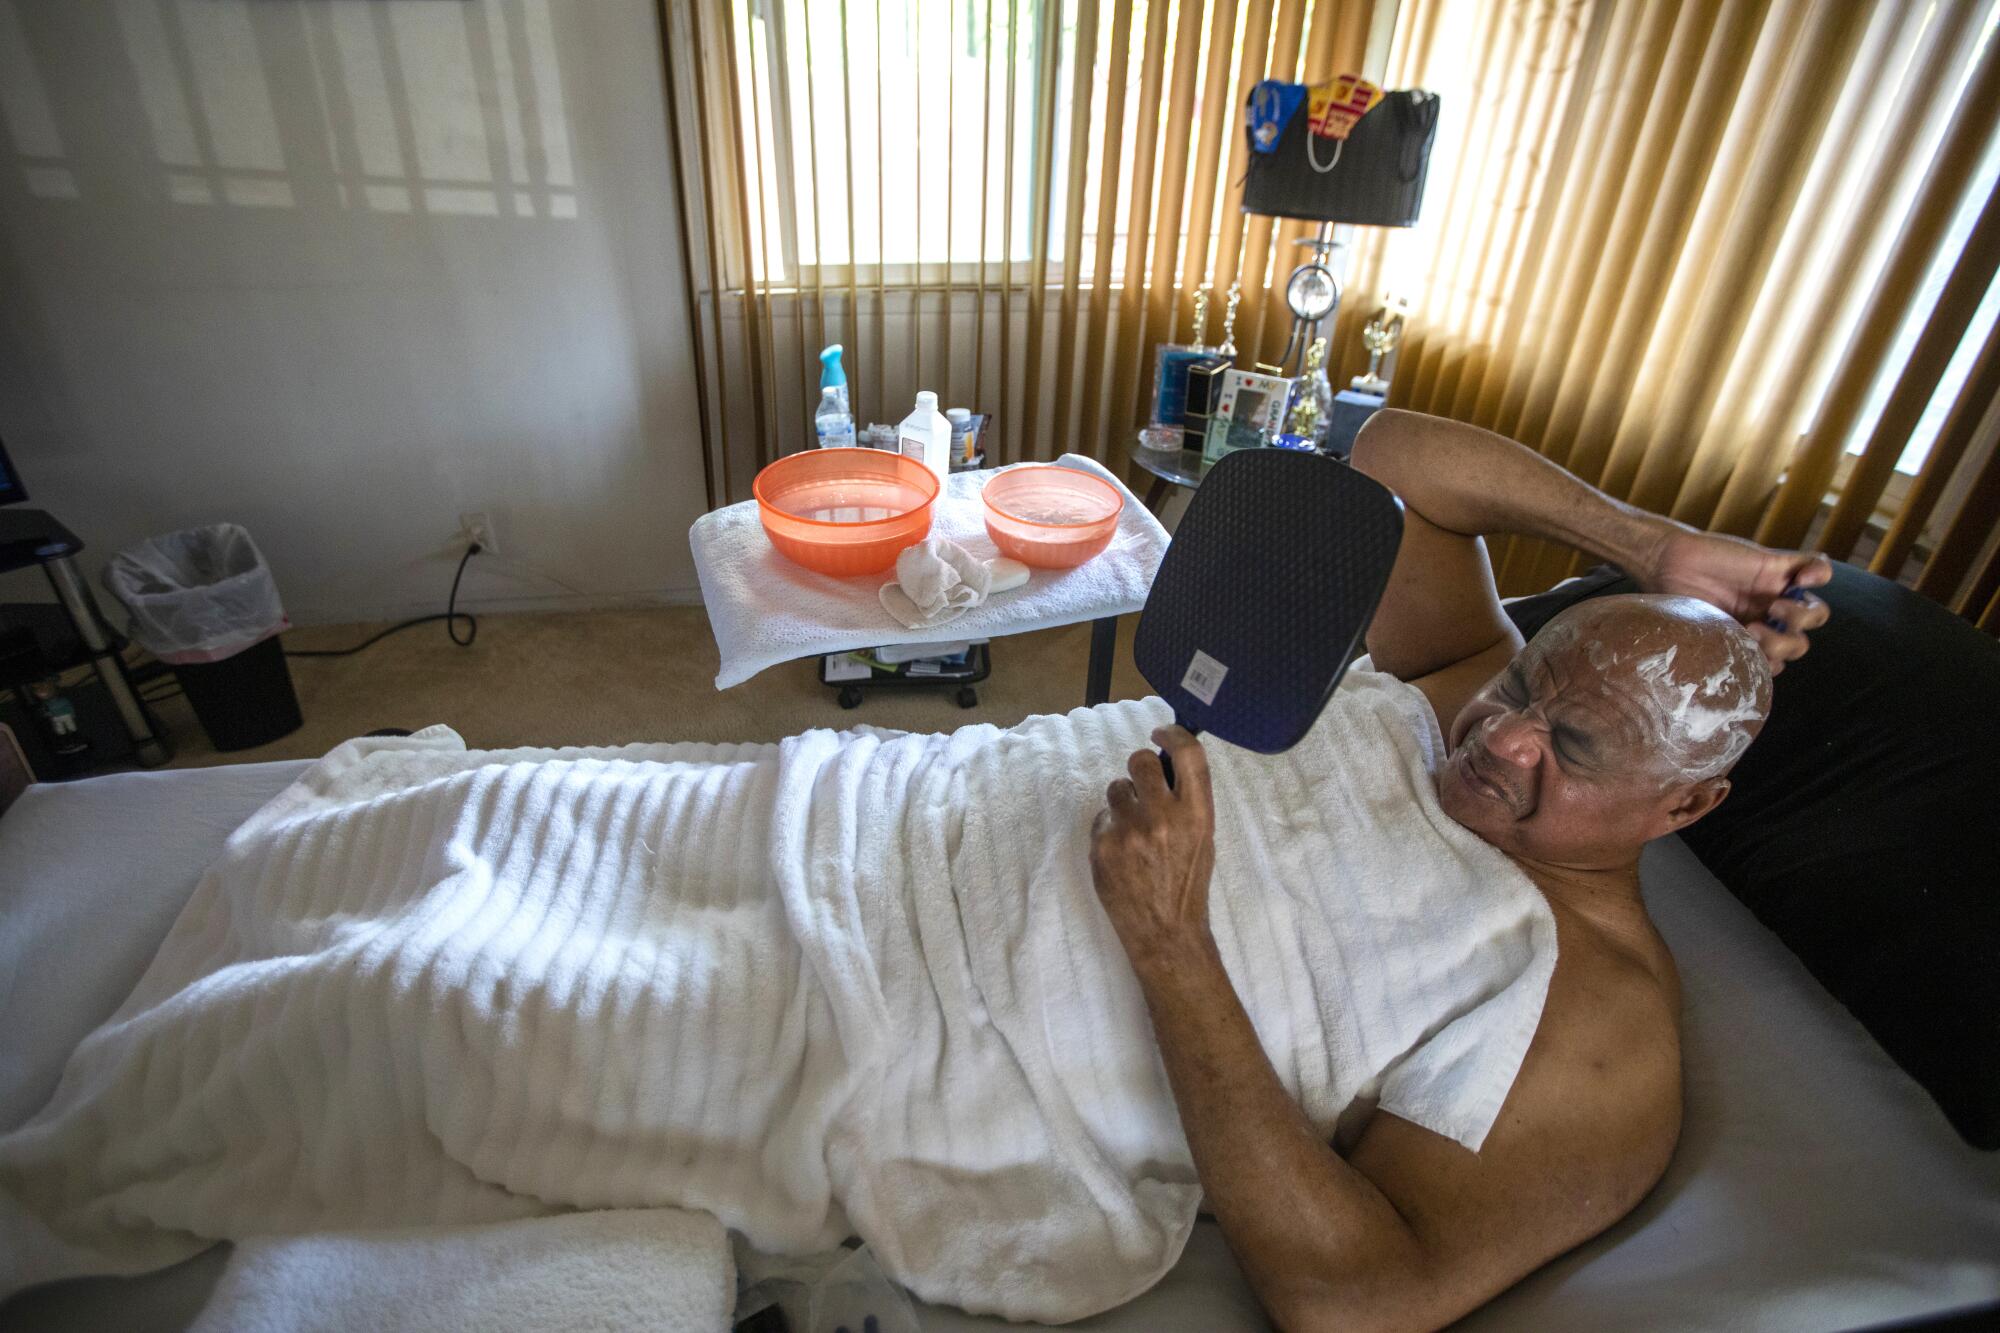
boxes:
[0,0,707,625]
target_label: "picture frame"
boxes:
[1202,368,1293,464]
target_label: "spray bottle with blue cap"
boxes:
[814,345,856,448]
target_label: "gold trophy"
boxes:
[1149,285,1219,434]
[1288,337,1334,448]
[1352,297,1408,396]
[1216,282,1243,359]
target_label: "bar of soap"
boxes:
[989,558,1030,593]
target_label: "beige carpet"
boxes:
[157,608,1155,769]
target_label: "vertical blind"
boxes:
[662,0,1396,481]
[1353,0,2000,615]
[663,0,2000,627]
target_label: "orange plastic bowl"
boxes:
[754,447,939,577]
[982,466,1124,569]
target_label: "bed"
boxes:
[1,746,1995,1332]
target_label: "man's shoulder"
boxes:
[1346,904,1682,1298]
[1509,901,1683,1200]
[1542,899,1682,1053]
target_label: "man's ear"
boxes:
[1660,777,1729,834]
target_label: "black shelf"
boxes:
[0,675,145,781]
[1,601,103,673]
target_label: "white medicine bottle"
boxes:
[898,391,951,485]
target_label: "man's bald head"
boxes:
[1438,594,1773,869]
[1532,595,1772,786]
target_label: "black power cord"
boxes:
[286,543,481,659]
[117,649,184,704]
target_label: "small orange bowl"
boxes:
[982,466,1123,569]
[754,448,939,577]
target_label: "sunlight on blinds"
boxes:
[670,0,2000,625]
[738,0,1110,282]
[1848,64,2000,474]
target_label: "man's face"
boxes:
[1436,599,1765,869]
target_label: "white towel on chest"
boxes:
[937,668,1556,1183]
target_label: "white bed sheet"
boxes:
[3,760,1996,1331]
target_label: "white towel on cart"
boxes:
[0,671,1554,1323]
[690,453,1168,688]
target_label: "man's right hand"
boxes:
[1636,524,1833,674]
[1089,727,1217,972]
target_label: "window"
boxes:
[723,0,1234,287]
[1837,4,2000,476]
[731,0,1084,284]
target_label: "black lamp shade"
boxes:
[1242,90,1441,227]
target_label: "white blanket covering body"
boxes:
[0,670,1554,1322]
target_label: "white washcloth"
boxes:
[0,676,1552,1322]
[190,1209,732,1333]
[879,538,993,629]
[690,453,1167,687]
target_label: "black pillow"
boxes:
[1505,563,2000,1149]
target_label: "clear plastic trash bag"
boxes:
[100,523,289,664]
[734,1239,918,1333]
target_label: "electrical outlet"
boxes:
[458,511,497,556]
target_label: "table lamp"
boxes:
[1240,86,1440,375]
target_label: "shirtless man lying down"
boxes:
[1090,409,1832,1332]
[0,413,1830,1327]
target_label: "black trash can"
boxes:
[102,523,302,752]
[168,634,302,751]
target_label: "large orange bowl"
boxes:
[754,448,939,577]
[982,465,1123,568]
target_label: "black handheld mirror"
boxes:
[1133,448,1405,783]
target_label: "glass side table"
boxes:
[1128,407,1381,514]
[1127,436,1208,514]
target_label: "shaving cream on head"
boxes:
[1532,596,1771,787]
[1629,638,1766,781]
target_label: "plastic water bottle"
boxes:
[945,407,974,466]
[898,391,952,485]
[814,345,855,448]
[815,344,853,448]
[814,386,856,448]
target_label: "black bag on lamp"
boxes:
[1243,88,1441,226]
